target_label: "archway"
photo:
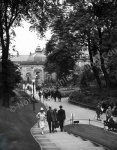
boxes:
[26,72,31,83]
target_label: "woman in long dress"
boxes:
[36,107,46,135]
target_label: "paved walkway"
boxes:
[27,89,114,150]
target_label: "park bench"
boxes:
[104,120,117,131]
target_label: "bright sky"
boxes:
[11,21,52,55]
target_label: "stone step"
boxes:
[41,146,105,150]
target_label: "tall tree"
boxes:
[63,0,117,89]
[45,38,75,79]
[55,1,103,89]
[45,6,81,79]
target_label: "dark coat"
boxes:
[56,91,62,99]
[47,110,53,122]
[58,109,66,121]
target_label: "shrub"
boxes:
[69,91,85,103]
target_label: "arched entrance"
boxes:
[26,72,31,83]
[34,68,42,79]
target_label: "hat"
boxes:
[40,107,44,111]
[59,105,63,108]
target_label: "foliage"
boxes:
[44,4,81,79]
[45,39,75,78]
[69,87,117,115]
[62,0,117,89]
[2,60,22,92]
[107,53,117,87]
[80,73,88,88]
[68,74,80,86]
[69,91,85,103]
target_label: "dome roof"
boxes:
[27,46,46,64]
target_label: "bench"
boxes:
[104,121,117,131]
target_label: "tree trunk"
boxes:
[1,30,10,107]
[0,6,11,107]
[87,37,102,90]
[98,27,110,88]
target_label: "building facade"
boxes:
[11,46,47,85]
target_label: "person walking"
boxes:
[38,90,42,101]
[106,106,112,122]
[56,91,62,102]
[36,107,46,135]
[47,106,53,133]
[53,90,57,102]
[96,103,102,121]
[52,108,58,132]
[58,105,66,132]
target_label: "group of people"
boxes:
[37,87,62,102]
[36,105,66,135]
[96,103,116,123]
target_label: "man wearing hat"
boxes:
[47,106,53,133]
[57,105,66,132]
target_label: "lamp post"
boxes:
[32,79,35,111]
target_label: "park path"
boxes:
[29,90,109,150]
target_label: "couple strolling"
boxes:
[36,105,66,134]
[47,105,66,133]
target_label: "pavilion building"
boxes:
[11,46,56,86]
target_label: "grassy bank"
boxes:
[0,89,46,150]
[64,124,117,150]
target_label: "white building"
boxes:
[11,46,47,85]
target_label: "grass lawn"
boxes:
[59,89,76,98]
[64,124,117,150]
[0,89,46,150]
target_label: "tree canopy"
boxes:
[45,0,117,89]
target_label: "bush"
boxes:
[68,88,117,115]
[69,91,85,103]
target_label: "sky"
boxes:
[11,21,52,55]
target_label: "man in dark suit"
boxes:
[47,106,53,133]
[57,105,66,132]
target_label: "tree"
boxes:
[45,6,81,79]
[62,0,117,89]
[90,0,117,88]
[0,0,60,107]
[45,39,75,79]
[107,53,117,87]
[53,0,103,89]
[5,60,22,91]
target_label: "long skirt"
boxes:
[39,120,45,129]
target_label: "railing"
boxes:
[67,117,105,127]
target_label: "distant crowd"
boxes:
[36,86,62,102]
